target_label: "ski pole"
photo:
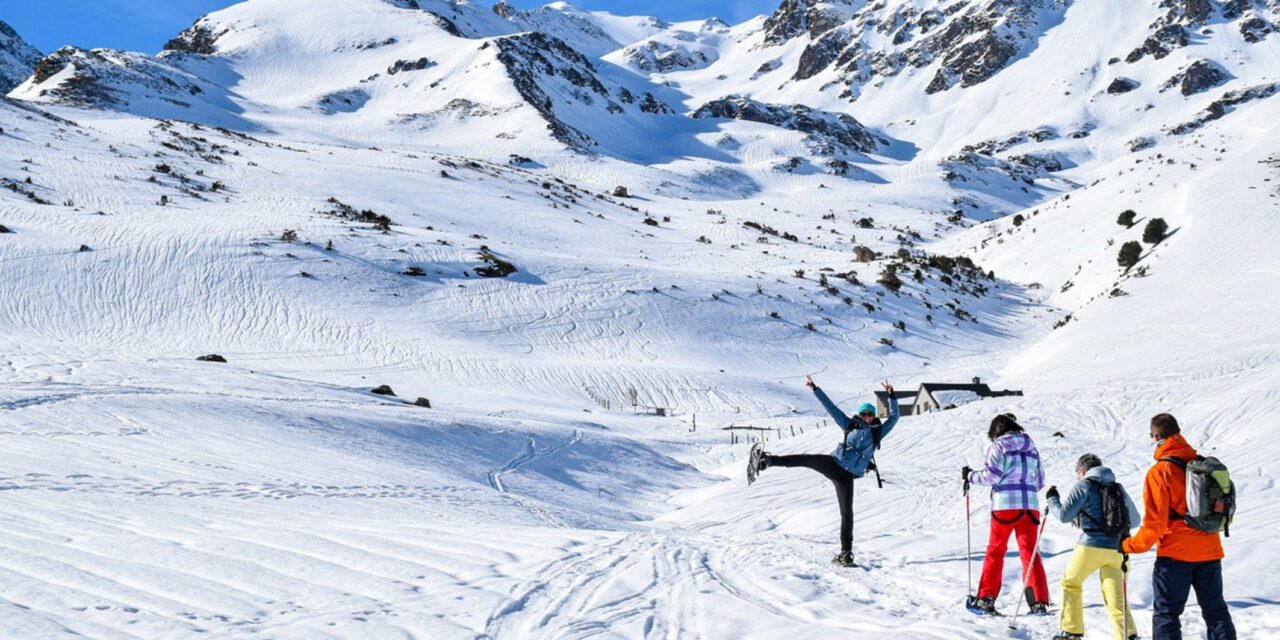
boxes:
[1008,507,1049,630]
[965,478,973,601]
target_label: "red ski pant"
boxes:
[978,509,1049,603]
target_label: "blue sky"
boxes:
[2,0,779,54]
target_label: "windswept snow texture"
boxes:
[0,0,1279,638]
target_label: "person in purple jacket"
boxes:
[964,413,1050,615]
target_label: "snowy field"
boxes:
[2,0,1280,638]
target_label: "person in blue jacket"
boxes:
[1046,453,1142,640]
[753,375,899,565]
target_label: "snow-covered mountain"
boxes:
[1,2,1278,638]
[0,19,41,92]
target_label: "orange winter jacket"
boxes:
[1121,433,1224,562]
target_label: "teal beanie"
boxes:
[857,402,876,416]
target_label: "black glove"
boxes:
[962,466,972,483]
[1117,535,1129,554]
[1046,486,1059,500]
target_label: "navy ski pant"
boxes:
[769,454,856,552]
[1152,557,1236,640]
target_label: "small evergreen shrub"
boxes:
[1118,241,1142,269]
[877,266,903,293]
[1142,217,1168,244]
[1117,209,1137,227]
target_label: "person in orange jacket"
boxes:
[1120,413,1235,640]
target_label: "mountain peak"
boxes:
[1,20,43,93]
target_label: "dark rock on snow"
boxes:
[1107,77,1140,94]
[1175,59,1232,96]
[692,95,885,155]
[1,20,43,92]
[163,23,224,54]
[1168,82,1280,135]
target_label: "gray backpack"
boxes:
[1161,456,1236,537]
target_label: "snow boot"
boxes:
[972,595,1000,616]
[758,452,772,472]
[832,550,855,567]
[1050,633,1082,640]
[1029,601,1050,615]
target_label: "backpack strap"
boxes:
[1158,456,1197,521]
[842,419,886,488]
[1078,478,1106,531]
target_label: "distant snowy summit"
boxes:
[0,20,42,93]
[3,0,1279,170]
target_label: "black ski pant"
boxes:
[1152,557,1236,640]
[769,454,856,552]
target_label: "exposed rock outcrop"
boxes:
[486,32,671,150]
[1163,59,1231,96]
[1107,77,1140,94]
[692,95,886,155]
[163,22,225,54]
[1168,82,1280,134]
[763,0,856,46]
[19,46,209,109]
[0,20,43,93]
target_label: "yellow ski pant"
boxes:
[1060,544,1136,639]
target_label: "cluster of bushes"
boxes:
[1114,210,1168,270]
[744,220,798,242]
[323,197,393,231]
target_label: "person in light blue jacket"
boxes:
[1045,453,1142,640]
[753,376,899,566]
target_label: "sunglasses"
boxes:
[860,411,875,418]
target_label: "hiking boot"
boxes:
[1050,633,1082,640]
[1128,635,1138,640]
[1029,601,1050,615]
[972,595,999,615]
[757,452,772,472]
[832,550,855,566]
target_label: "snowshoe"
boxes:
[1028,601,1051,616]
[964,595,983,615]
[1050,633,1083,640]
[746,443,767,485]
[831,550,856,567]
[967,595,1001,616]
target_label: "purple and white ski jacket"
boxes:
[968,432,1045,512]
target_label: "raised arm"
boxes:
[879,381,900,438]
[812,385,852,430]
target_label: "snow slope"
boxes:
[0,1,1278,638]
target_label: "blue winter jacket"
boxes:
[813,387,899,476]
[1046,465,1142,549]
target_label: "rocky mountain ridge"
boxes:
[0,19,42,93]
[2,0,1277,195]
